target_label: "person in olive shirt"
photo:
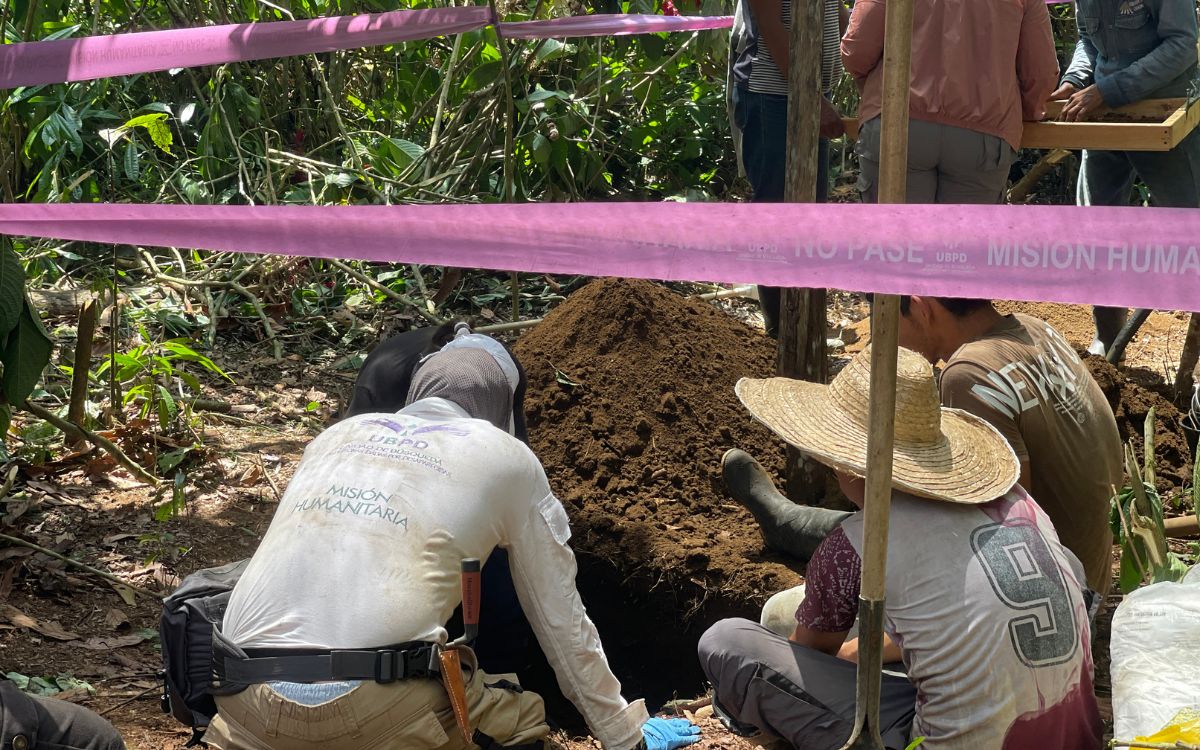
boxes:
[1051,0,1200,357]
[724,297,1121,598]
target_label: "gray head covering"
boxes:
[407,347,513,431]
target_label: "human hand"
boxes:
[837,637,860,663]
[640,717,701,750]
[1048,82,1078,101]
[820,99,846,139]
[1060,85,1106,122]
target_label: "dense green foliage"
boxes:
[1,0,739,207]
[0,0,1088,207]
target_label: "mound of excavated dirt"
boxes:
[1084,355,1194,491]
[514,279,801,707]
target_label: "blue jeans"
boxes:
[732,85,830,336]
[732,86,830,203]
[1078,126,1200,350]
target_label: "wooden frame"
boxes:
[842,97,1200,152]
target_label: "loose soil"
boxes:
[991,301,1194,384]
[514,279,802,713]
[1083,355,1194,492]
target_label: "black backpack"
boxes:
[159,559,249,747]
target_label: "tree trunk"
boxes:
[778,0,828,504]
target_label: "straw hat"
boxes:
[735,346,1019,504]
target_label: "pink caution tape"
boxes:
[0,10,731,90]
[2,202,1197,312]
[499,13,732,38]
[0,7,493,89]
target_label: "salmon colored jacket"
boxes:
[842,0,1061,150]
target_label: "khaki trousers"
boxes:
[205,650,548,750]
[856,116,1016,204]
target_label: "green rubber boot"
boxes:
[721,448,850,562]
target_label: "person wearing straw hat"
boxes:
[698,346,1101,750]
[725,297,1121,608]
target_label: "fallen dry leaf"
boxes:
[104,607,130,630]
[0,563,21,600]
[108,581,137,607]
[104,472,145,490]
[236,465,263,486]
[0,548,36,562]
[72,633,146,650]
[0,603,81,640]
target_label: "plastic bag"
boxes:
[1133,708,1200,745]
[1111,565,1200,741]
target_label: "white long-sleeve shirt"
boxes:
[221,398,648,749]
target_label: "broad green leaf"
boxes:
[462,61,500,90]
[60,103,82,133]
[535,39,576,63]
[1163,553,1190,583]
[123,383,152,404]
[1118,545,1142,594]
[123,142,140,181]
[41,24,81,41]
[386,138,425,167]
[1,299,53,405]
[0,403,10,440]
[143,118,173,154]
[1143,407,1156,486]
[525,87,568,104]
[161,341,201,358]
[156,385,177,428]
[40,112,64,149]
[0,243,26,338]
[158,446,193,473]
[123,113,172,154]
[52,675,93,694]
[179,371,201,394]
[531,133,552,166]
[325,173,356,188]
[175,173,209,203]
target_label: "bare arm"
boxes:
[791,624,849,656]
[748,0,790,76]
[836,634,903,664]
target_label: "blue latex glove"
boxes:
[640,717,701,750]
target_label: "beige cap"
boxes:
[735,345,1019,505]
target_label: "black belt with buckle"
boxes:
[220,641,441,685]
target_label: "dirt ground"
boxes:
[514,279,802,711]
[0,280,1191,749]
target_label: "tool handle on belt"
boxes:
[461,558,481,643]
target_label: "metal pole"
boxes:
[838,0,913,744]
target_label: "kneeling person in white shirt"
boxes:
[204,346,699,750]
